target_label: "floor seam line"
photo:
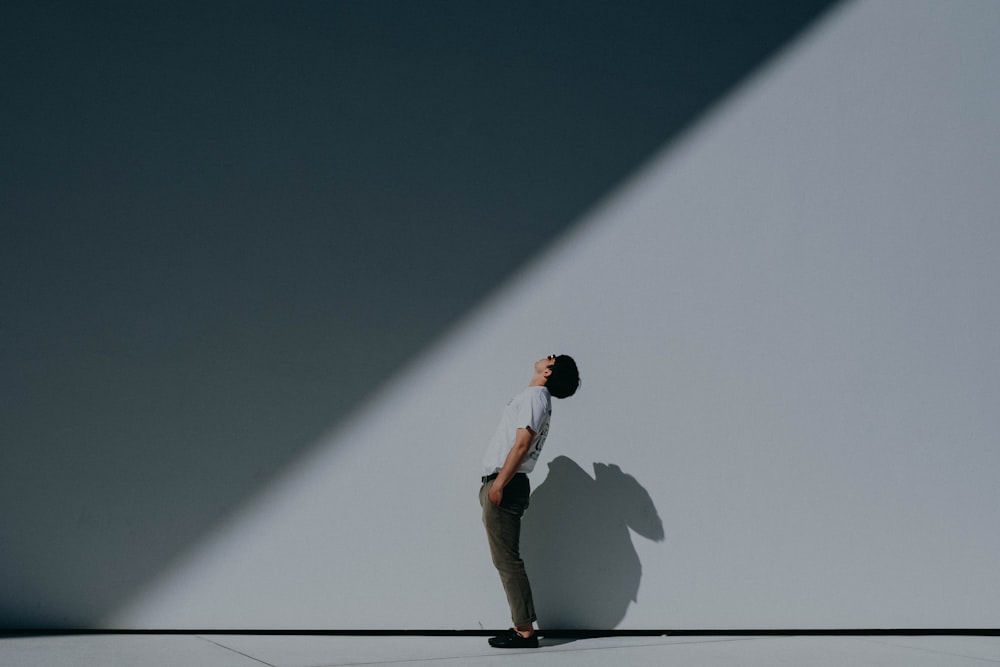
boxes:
[855,637,1000,665]
[196,635,279,667]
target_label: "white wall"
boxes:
[104,0,1000,629]
[2,1,840,629]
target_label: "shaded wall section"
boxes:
[0,1,837,627]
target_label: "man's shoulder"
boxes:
[521,385,551,403]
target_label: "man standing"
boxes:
[480,354,580,649]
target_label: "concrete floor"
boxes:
[2,633,1000,667]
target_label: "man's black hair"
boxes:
[546,355,580,399]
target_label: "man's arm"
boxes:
[488,426,535,506]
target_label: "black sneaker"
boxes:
[488,628,539,649]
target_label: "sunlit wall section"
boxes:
[112,0,1000,629]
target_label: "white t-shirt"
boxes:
[481,385,552,477]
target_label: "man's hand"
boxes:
[488,483,504,506]
[487,427,535,507]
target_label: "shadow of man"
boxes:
[521,455,664,630]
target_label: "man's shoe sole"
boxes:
[488,630,539,649]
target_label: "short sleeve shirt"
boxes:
[481,385,552,477]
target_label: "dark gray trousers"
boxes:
[480,473,536,627]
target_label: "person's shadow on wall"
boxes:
[521,456,665,629]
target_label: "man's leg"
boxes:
[480,476,536,634]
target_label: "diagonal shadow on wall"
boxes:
[522,456,665,629]
[0,1,838,627]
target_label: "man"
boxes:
[480,354,580,649]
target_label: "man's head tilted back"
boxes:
[544,354,580,399]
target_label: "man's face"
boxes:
[533,355,556,377]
